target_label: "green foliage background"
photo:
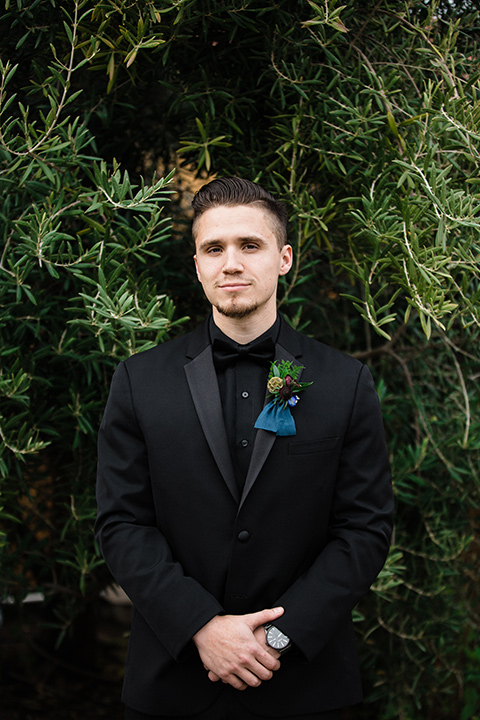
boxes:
[0,1,479,718]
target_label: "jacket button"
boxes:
[237,530,250,542]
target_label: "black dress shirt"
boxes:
[209,315,280,488]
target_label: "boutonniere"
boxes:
[254,360,313,436]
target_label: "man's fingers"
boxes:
[193,611,283,692]
[245,606,284,630]
[253,624,281,661]
[226,676,248,691]
[226,667,264,690]
[209,668,251,691]
[255,650,281,676]
[209,656,275,689]
[207,670,221,682]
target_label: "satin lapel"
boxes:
[238,342,301,513]
[185,346,240,504]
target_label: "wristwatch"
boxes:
[264,623,291,653]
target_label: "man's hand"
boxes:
[253,624,281,660]
[193,606,284,691]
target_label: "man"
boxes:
[95,177,393,720]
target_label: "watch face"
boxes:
[266,625,290,650]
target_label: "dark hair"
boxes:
[192,177,288,248]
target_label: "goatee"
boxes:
[214,301,259,320]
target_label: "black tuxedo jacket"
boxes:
[95,316,393,717]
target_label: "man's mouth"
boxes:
[218,282,250,291]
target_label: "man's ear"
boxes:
[193,254,201,282]
[279,244,293,276]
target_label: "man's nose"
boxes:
[222,248,243,273]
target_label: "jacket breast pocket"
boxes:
[288,437,340,455]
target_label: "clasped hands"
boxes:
[192,606,284,691]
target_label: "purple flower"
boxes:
[279,384,293,401]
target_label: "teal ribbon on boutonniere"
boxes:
[254,360,313,436]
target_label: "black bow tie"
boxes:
[212,336,275,371]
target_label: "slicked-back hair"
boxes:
[192,177,288,249]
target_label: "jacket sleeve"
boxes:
[273,364,394,662]
[94,361,224,660]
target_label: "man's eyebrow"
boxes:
[197,238,223,250]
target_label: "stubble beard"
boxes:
[214,299,260,320]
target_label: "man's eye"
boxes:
[243,243,258,251]
[207,246,222,254]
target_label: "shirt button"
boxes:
[240,439,249,447]
[238,531,250,542]
[241,391,249,398]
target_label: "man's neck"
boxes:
[211,306,278,344]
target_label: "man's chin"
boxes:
[215,302,259,320]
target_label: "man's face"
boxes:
[194,205,292,321]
